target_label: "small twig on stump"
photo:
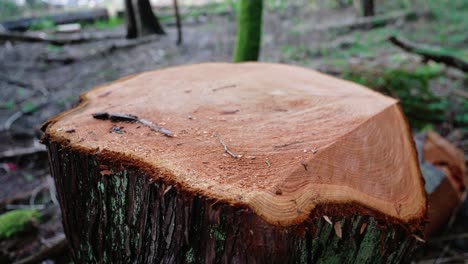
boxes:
[388,35,468,72]
[92,112,173,137]
[216,133,239,158]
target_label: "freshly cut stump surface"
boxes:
[43,63,427,263]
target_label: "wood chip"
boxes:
[334,222,342,239]
[163,185,173,195]
[413,234,426,243]
[98,90,112,97]
[212,84,236,92]
[300,160,308,171]
[323,215,332,225]
[220,109,239,115]
[100,170,112,176]
[360,223,367,234]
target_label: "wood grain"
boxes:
[42,62,426,226]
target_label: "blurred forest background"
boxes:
[0,0,467,263]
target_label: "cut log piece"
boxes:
[42,63,427,263]
[415,131,466,236]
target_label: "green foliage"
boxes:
[281,45,315,62]
[0,101,15,110]
[0,209,40,239]
[21,101,37,113]
[233,0,263,62]
[90,17,124,30]
[341,64,448,129]
[47,44,64,52]
[264,0,289,12]
[0,0,21,20]
[28,18,56,31]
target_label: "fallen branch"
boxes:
[0,140,47,159]
[389,35,468,72]
[0,31,124,45]
[315,9,425,33]
[13,233,67,264]
[0,8,108,31]
[44,35,159,63]
[2,98,49,131]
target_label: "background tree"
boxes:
[361,0,375,17]
[233,0,263,62]
[125,0,165,39]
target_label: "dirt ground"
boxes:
[0,1,467,263]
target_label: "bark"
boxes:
[125,0,165,39]
[173,0,182,45]
[233,0,263,62]
[45,141,422,263]
[361,0,375,17]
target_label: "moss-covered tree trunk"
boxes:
[45,141,421,263]
[233,0,263,62]
[125,0,165,39]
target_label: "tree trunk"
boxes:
[361,0,375,17]
[173,0,182,45]
[125,0,165,39]
[233,0,263,62]
[42,63,427,263]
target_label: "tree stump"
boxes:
[42,63,427,263]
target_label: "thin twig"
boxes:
[92,112,173,137]
[216,133,239,158]
[212,84,236,92]
[3,111,23,131]
[389,35,468,72]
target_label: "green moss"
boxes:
[233,0,263,62]
[0,209,40,239]
[186,247,195,263]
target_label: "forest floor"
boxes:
[0,0,467,263]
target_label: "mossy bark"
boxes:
[46,141,421,263]
[233,0,263,62]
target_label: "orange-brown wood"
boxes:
[424,131,466,196]
[43,62,427,226]
[423,131,466,235]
